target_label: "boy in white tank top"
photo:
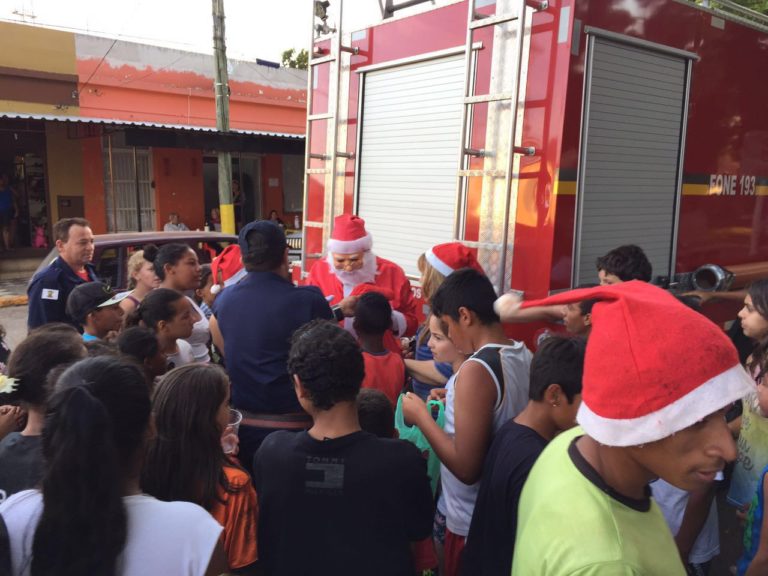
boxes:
[402,268,531,576]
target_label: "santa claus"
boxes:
[307,214,418,340]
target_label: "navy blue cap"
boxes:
[238,220,287,265]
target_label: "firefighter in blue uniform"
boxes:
[27,218,99,330]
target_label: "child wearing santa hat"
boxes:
[508,281,753,576]
[210,244,247,297]
[406,242,484,400]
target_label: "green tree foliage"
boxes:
[729,0,768,12]
[281,48,309,70]
[701,0,768,14]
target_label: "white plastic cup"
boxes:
[221,408,242,455]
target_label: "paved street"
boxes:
[0,278,27,300]
[1,304,27,349]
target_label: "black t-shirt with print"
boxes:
[254,430,433,576]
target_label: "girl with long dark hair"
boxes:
[0,324,86,499]
[124,288,197,370]
[736,280,768,574]
[740,279,768,384]
[142,363,258,571]
[143,243,210,363]
[0,356,226,576]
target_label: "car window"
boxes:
[95,247,120,288]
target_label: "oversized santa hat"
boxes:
[425,242,483,276]
[519,281,753,446]
[326,214,373,254]
[210,244,246,295]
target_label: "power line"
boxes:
[78,36,118,94]
[118,53,188,86]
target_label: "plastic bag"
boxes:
[395,394,445,495]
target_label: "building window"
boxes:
[103,144,155,232]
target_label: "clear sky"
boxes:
[0,0,383,64]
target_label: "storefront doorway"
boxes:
[203,154,262,232]
[0,119,50,249]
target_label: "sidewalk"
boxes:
[0,278,28,307]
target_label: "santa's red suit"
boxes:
[307,214,418,343]
[307,255,418,337]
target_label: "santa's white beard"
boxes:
[328,251,378,289]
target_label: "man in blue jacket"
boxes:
[210,220,333,471]
[27,217,98,329]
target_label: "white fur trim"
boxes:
[326,233,373,255]
[577,363,754,447]
[425,248,453,276]
[494,292,523,320]
[391,310,407,337]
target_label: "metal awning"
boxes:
[0,111,305,154]
[0,111,304,139]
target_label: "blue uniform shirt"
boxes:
[27,257,99,329]
[213,271,333,415]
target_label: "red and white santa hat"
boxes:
[210,244,246,295]
[425,242,484,276]
[326,214,373,254]
[521,281,753,446]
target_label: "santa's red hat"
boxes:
[210,244,246,295]
[425,242,483,276]
[326,214,373,254]
[521,281,753,446]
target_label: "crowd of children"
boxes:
[3,229,768,576]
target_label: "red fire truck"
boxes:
[300,0,768,329]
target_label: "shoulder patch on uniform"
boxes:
[41,289,59,300]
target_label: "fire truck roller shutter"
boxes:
[574,35,689,286]
[357,54,465,278]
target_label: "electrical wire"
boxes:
[78,36,118,94]
[119,53,188,86]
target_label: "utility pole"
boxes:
[212,0,234,234]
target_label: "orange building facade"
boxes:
[0,21,306,245]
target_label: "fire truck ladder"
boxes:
[302,0,358,266]
[454,0,547,292]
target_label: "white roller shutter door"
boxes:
[357,55,465,277]
[575,36,688,285]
